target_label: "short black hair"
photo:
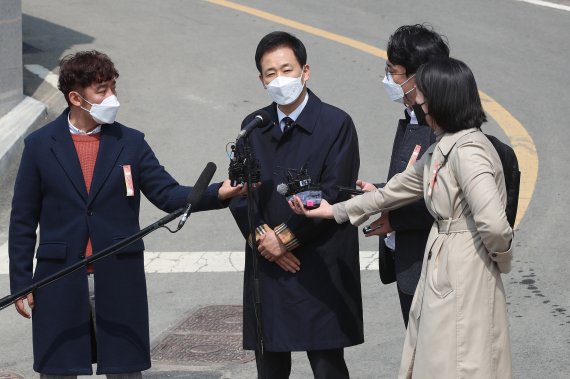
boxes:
[416,57,487,133]
[255,31,307,73]
[387,24,449,75]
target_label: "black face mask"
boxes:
[412,104,428,126]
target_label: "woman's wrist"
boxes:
[332,202,349,224]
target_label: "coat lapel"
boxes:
[88,124,124,205]
[50,109,88,201]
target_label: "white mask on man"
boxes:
[79,94,120,125]
[382,72,415,104]
[266,70,305,105]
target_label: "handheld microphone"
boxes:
[178,162,217,229]
[276,166,322,209]
[276,183,289,196]
[236,110,271,140]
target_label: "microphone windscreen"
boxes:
[187,162,217,205]
[276,183,289,196]
[255,110,272,127]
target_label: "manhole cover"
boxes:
[175,305,243,334]
[152,334,253,365]
[151,305,254,366]
[0,373,26,379]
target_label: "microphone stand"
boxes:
[243,135,266,379]
[0,206,187,311]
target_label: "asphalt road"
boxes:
[1,0,569,378]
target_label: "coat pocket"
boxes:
[36,242,67,260]
[429,246,454,298]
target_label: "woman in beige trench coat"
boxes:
[289,57,513,379]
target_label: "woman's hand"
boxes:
[288,196,334,219]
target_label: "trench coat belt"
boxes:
[436,217,477,234]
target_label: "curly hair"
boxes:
[58,50,119,105]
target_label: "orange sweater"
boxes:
[71,134,101,272]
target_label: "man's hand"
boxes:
[218,179,247,200]
[218,179,263,200]
[364,212,393,237]
[257,231,287,261]
[274,252,301,273]
[15,293,34,319]
[356,179,377,193]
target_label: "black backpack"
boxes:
[442,133,521,228]
[485,134,520,228]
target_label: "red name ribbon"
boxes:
[122,165,134,197]
[428,161,440,197]
[407,144,421,169]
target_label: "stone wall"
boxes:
[0,0,23,118]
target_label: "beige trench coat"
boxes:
[344,128,513,378]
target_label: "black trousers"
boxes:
[397,284,414,328]
[255,348,349,379]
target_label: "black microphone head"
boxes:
[187,162,217,205]
[276,183,289,196]
[254,110,272,128]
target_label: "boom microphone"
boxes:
[236,110,271,140]
[178,162,217,229]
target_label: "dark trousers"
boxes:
[397,284,414,328]
[255,348,349,379]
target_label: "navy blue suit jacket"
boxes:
[9,109,224,375]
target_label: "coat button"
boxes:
[491,253,498,257]
[428,251,432,260]
[79,254,85,259]
[87,209,94,216]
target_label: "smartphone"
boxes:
[336,185,364,195]
[362,224,382,235]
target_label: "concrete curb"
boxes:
[0,96,47,175]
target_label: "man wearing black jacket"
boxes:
[229,31,363,379]
[357,25,449,327]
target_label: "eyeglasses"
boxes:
[385,64,407,76]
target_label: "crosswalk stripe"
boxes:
[0,243,379,274]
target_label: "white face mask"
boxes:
[266,70,305,105]
[382,72,415,104]
[79,94,120,125]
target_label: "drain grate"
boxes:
[175,305,243,334]
[151,305,254,366]
[152,334,251,365]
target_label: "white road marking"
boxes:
[516,0,570,11]
[0,243,379,274]
[24,64,60,89]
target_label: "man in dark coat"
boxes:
[9,51,243,378]
[229,31,363,379]
[356,25,449,327]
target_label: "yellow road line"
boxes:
[206,0,537,227]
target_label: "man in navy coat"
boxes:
[9,50,242,377]
[229,32,363,379]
